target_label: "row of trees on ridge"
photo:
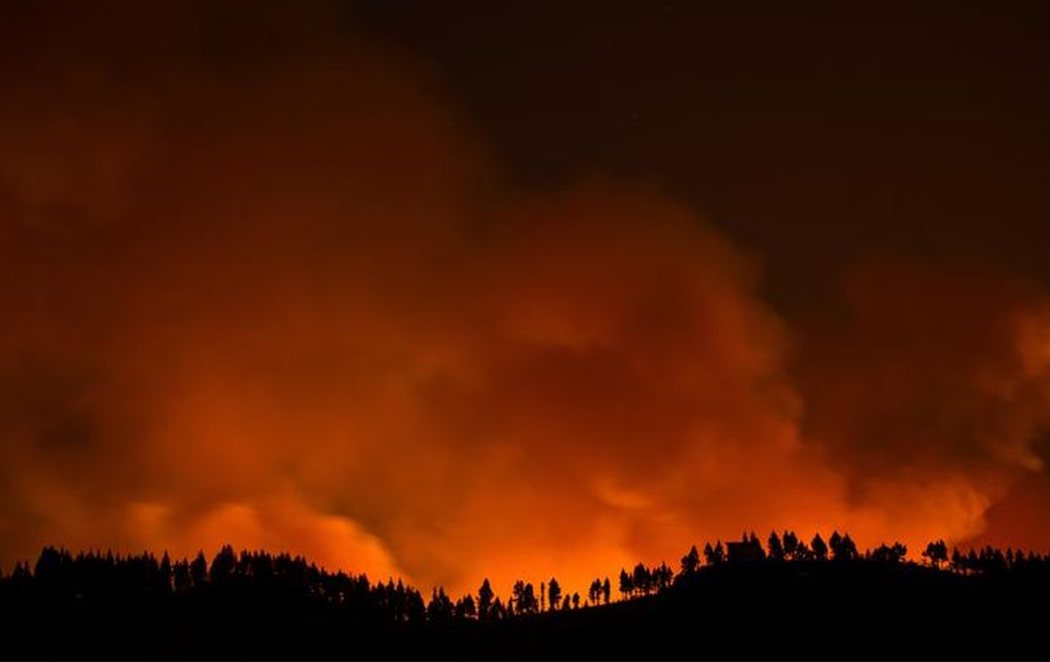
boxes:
[2,531,1046,627]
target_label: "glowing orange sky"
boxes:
[2,3,1050,598]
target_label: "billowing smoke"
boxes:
[799,257,1050,549]
[2,2,1050,595]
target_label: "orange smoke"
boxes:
[2,2,1050,598]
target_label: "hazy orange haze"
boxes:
[3,3,1050,597]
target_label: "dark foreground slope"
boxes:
[2,559,1047,659]
[477,561,1045,660]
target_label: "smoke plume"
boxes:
[2,2,1050,595]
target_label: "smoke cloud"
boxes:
[2,2,1050,595]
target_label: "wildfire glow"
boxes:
[2,3,1050,598]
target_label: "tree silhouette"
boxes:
[811,534,828,561]
[210,544,236,585]
[548,577,561,612]
[978,546,1007,574]
[427,588,454,621]
[511,580,525,612]
[870,543,907,564]
[681,545,701,575]
[843,534,859,560]
[602,577,611,605]
[33,546,69,595]
[490,596,507,620]
[190,551,208,587]
[767,532,785,562]
[890,542,907,562]
[748,532,762,550]
[618,568,633,599]
[703,541,726,565]
[10,561,30,587]
[7,534,1050,660]
[510,581,538,614]
[783,530,799,559]
[159,552,172,595]
[922,540,949,569]
[478,578,494,619]
[454,594,476,620]
[633,563,651,595]
[829,533,858,561]
[653,562,673,591]
[829,531,842,556]
[588,579,601,605]
[794,539,812,561]
[523,583,538,614]
[6,538,1050,662]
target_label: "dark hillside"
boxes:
[2,540,1047,659]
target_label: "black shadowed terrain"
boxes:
[1,533,1047,659]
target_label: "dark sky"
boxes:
[355,0,1050,312]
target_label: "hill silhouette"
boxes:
[1,532,1048,659]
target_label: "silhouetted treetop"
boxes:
[5,530,1050,656]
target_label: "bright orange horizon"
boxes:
[3,3,1050,599]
